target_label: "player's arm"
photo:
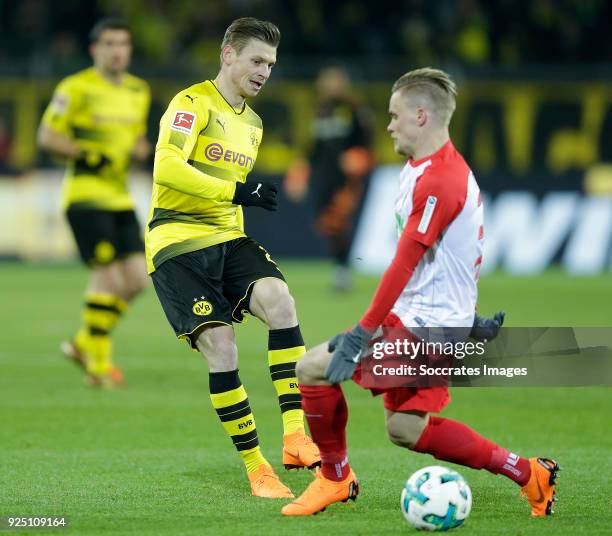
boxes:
[38,79,110,172]
[153,94,232,201]
[37,125,80,159]
[326,171,463,384]
[154,95,277,209]
[38,124,111,172]
[37,79,81,159]
[156,146,278,208]
[154,143,234,201]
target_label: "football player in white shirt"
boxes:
[282,68,558,518]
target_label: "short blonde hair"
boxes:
[221,17,280,55]
[392,67,457,125]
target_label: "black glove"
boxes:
[325,324,372,384]
[232,181,278,211]
[470,311,505,342]
[74,151,112,173]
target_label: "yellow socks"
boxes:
[78,292,127,375]
[268,326,306,436]
[209,370,268,474]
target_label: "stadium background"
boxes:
[1,1,611,535]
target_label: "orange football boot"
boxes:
[61,339,125,387]
[282,429,321,470]
[520,457,560,516]
[281,468,359,516]
[248,464,294,499]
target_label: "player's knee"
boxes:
[122,256,149,299]
[90,263,123,296]
[296,355,318,384]
[296,344,329,385]
[295,357,307,383]
[269,281,296,317]
[386,417,427,449]
[254,279,297,327]
[387,427,418,449]
[126,269,149,297]
[195,326,238,371]
[296,357,322,385]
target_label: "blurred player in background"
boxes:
[283,68,558,517]
[285,67,374,291]
[146,17,319,499]
[37,18,151,387]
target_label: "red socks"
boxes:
[486,444,532,486]
[299,384,350,481]
[413,416,531,486]
[300,386,532,487]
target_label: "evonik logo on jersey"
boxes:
[204,143,255,170]
[171,111,196,134]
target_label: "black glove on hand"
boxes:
[232,181,278,211]
[325,324,372,384]
[470,311,505,342]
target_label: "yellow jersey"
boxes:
[145,80,263,273]
[41,67,150,211]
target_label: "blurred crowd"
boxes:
[1,0,611,73]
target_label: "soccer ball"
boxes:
[400,466,472,531]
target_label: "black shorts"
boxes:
[66,208,144,266]
[151,237,285,347]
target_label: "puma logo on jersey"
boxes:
[185,94,196,103]
[252,183,262,197]
[216,117,226,132]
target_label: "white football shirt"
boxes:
[391,141,484,328]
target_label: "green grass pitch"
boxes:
[1,262,611,535]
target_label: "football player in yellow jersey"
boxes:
[37,18,151,387]
[147,18,319,498]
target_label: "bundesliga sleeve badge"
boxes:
[51,93,69,114]
[417,195,437,234]
[170,111,196,134]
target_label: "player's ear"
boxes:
[416,107,427,127]
[221,45,235,66]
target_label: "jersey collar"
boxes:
[208,80,247,115]
[90,67,126,88]
[409,140,454,168]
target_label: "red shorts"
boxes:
[352,313,450,413]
